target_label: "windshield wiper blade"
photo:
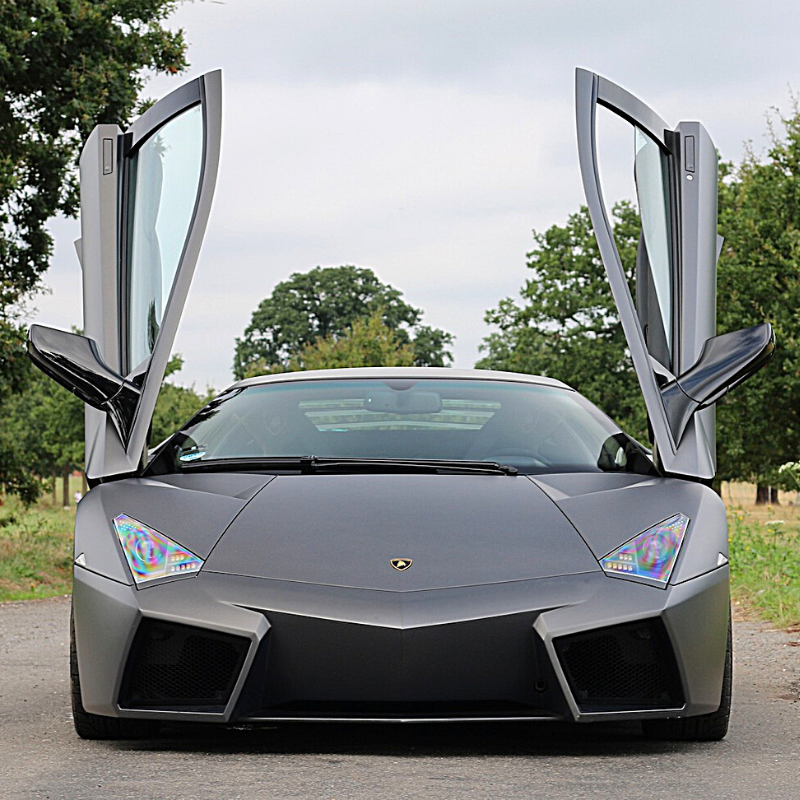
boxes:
[301,457,517,475]
[179,455,517,475]
[179,456,314,472]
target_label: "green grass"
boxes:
[0,492,75,602]
[2,481,799,629]
[729,511,800,629]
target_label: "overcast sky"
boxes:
[31,0,800,389]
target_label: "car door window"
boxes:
[634,127,674,360]
[126,105,204,371]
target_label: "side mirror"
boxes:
[597,432,659,475]
[661,323,775,443]
[27,325,141,442]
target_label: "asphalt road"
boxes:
[0,596,798,800]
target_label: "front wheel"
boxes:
[641,615,732,742]
[70,609,160,740]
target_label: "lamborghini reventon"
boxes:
[27,69,773,741]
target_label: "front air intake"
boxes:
[554,618,684,713]
[120,619,250,711]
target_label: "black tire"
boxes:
[642,614,732,742]
[70,610,160,740]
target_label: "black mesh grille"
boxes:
[554,619,684,713]
[120,619,250,710]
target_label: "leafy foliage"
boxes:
[293,310,415,371]
[477,202,648,440]
[234,266,453,378]
[480,109,800,485]
[4,364,84,503]
[715,117,800,485]
[0,322,38,499]
[0,0,187,307]
[3,351,210,502]
[151,355,215,444]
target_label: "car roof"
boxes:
[232,367,574,391]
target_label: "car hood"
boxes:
[203,474,600,590]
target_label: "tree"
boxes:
[234,266,453,377]
[0,322,36,499]
[479,113,800,497]
[293,310,415,371]
[151,355,215,445]
[714,116,800,498]
[477,201,648,441]
[4,364,84,505]
[3,354,212,504]
[239,311,421,377]
[1,0,187,308]
[0,0,190,498]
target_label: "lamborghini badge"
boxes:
[391,558,413,571]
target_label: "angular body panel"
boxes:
[204,473,599,590]
[532,473,728,583]
[74,474,275,582]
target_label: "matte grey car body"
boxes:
[71,367,731,731]
[29,70,773,740]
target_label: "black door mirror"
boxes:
[661,323,775,443]
[27,325,141,442]
[597,432,659,476]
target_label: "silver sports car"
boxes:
[28,69,773,740]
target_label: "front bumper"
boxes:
[72,564,730,724]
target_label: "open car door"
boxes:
[575,69,773,480]
[28,71,221,480]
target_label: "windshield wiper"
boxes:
[306,456,517,475]
[180,455,517,476]
[304,456,517,475]
[178,456,313,473]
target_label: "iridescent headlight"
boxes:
[600,513,689,586]
[113,514,203,585]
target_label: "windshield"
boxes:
[154,378,654,476]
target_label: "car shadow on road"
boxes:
[110,720,710,757]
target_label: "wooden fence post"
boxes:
[62,468,70,508]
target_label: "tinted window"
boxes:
[166,378,651,475]
[126,104,204,370]
[634,126,674,357]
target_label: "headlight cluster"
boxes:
[600,513,689,586]
[113,514,203,585]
